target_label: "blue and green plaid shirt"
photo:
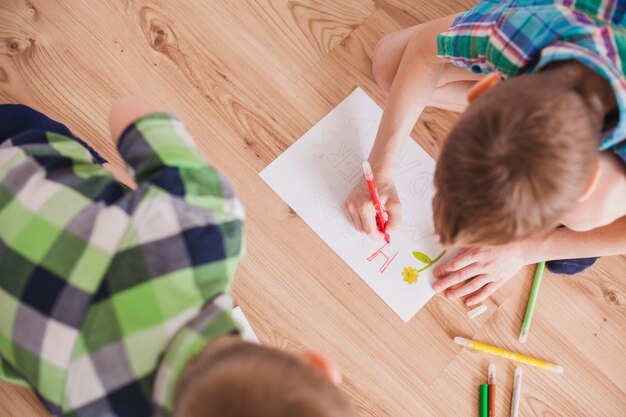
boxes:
[437,0,626,161]
[0,113,245,416]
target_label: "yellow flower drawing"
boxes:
[402,267,418,284]
[401,249,446,285]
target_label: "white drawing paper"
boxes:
[260,88,454,322]
[232,306,260,344]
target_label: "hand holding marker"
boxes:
[362,161,390,243]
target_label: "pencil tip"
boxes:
[518,331,527,344]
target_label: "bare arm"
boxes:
[524,216,626,262]
[431,217,626,305]
[369,14,455,176]
[344,15,461,238]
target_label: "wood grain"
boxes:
[1,1,625,416]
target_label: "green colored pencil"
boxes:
[519,261,546,343]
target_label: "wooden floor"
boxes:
[1,1,625,416]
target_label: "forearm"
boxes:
[369,16,453,176]
[522,216,626,263]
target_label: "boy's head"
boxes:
[174,336,357,417]
[433,72,601,246]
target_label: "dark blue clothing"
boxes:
[0,104,106,163]
[547,257,598,275]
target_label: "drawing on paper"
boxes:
[367,242,399,273]
[260,88,452,321]
[402,267,418,284]
[402,250,446,285]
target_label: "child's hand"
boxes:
[343,176,402,240]
[432,242,529,306]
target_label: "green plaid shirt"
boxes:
[437,0,626,160]
[0,113,245,416]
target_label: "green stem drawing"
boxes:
[402,250,447,285]
[415,250,446,272]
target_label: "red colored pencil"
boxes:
[362,161,390,243]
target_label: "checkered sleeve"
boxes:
[117,113,244,218]
[436,0,508,74]
[0,355,30,387]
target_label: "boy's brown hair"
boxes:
[174,337,357,417]
[433,73,600,246]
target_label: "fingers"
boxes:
[344,202,365,234]
[384,200,402,230]
[433,263,481,293]
[434,249,477,278]
[444,274,489,299]
[343,200,383,239]
[465,281,502,306]
[457,247,471,256]
[343,180,401,240]
[357,203,383,239]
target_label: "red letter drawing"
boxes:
[367,242,399,273]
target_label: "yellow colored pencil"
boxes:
[454,337,564,374]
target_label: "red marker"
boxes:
[362,161,390,243]
[488,364,496,417]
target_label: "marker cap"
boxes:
[519,328,528,344]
